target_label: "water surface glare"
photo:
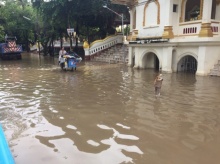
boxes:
[1,53,220,164]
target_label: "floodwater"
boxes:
[1,53,220,164]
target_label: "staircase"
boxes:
[209,60,220,76]
[91,44,128,64]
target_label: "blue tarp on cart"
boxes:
[0,124,14,164]
[67,58,77,68]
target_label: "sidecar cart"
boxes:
[60,55,79,71]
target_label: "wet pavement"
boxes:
[0,53,220,164]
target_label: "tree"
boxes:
[33,0,129,45]
[0,0,36,51]
[1,0,129,55]
[0,26,5,42]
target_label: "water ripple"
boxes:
[0,56,220,164]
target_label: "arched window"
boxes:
[143,0,160,26]
[185,0,200,21]
[180,0,218,22]
[180,0,202,22]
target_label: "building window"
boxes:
[173,4,178,12]
[145,2,158,26]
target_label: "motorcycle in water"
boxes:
[59,52,82,71]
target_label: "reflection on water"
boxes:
[1,53,220,164]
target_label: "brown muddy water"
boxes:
[0,53,220,164]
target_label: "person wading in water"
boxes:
[154,74,163,97]
[58,47,67,64]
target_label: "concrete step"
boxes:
[92,44,128,64]
[209,70,220,76]
[210,72,220,76]
[214,64,220,69]
[209,61,220,76]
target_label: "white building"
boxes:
[110,0,220,76]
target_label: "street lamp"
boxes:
[23,16,31,21]
[103,4,126,63]
[23,16,40,56]
[103,5,124,38]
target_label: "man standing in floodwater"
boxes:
[58,47,67,64]
[154,74,163,97]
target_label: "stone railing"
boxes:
[178,20,202,36]
[211,21,220,34]
[83,34,123,60]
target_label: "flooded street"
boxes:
[1,53,220,164]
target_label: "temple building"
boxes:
[111,0,220,75]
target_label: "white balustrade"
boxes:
[178,21,202,36]
[84,34,123,59]
[211,21,220,34]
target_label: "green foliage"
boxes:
[36,0,129,42]
[0,0,129,54]
[0,0,36,44]
[0,26,5,42]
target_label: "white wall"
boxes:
[145,2,157,26]
[176,47,198,63]
[203,46,220,75]
[132,45,163,69]
[135,2,144,30]
[215,4,220,20]
[159,0,172,26]
[172,49,178,72]
[133,0,220,37]
[128,0,220,76]
[135,0,172,38]
[172,0,181,35]
[130,9,134,31]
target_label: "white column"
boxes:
[127,47,133,67]
[196,46,206,76]
[130,8,134,32]
[162,0,174,39]
[201,0,213,23]
[163,0,173,26]
[199,0,213,37]
[84,48,89,56]
[83,41,90,59]
[162,46,173,73]
[133,48,139,69]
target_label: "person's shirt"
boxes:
[154,77,163,87]
[60,56,65,63]
[59,50,66,60]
